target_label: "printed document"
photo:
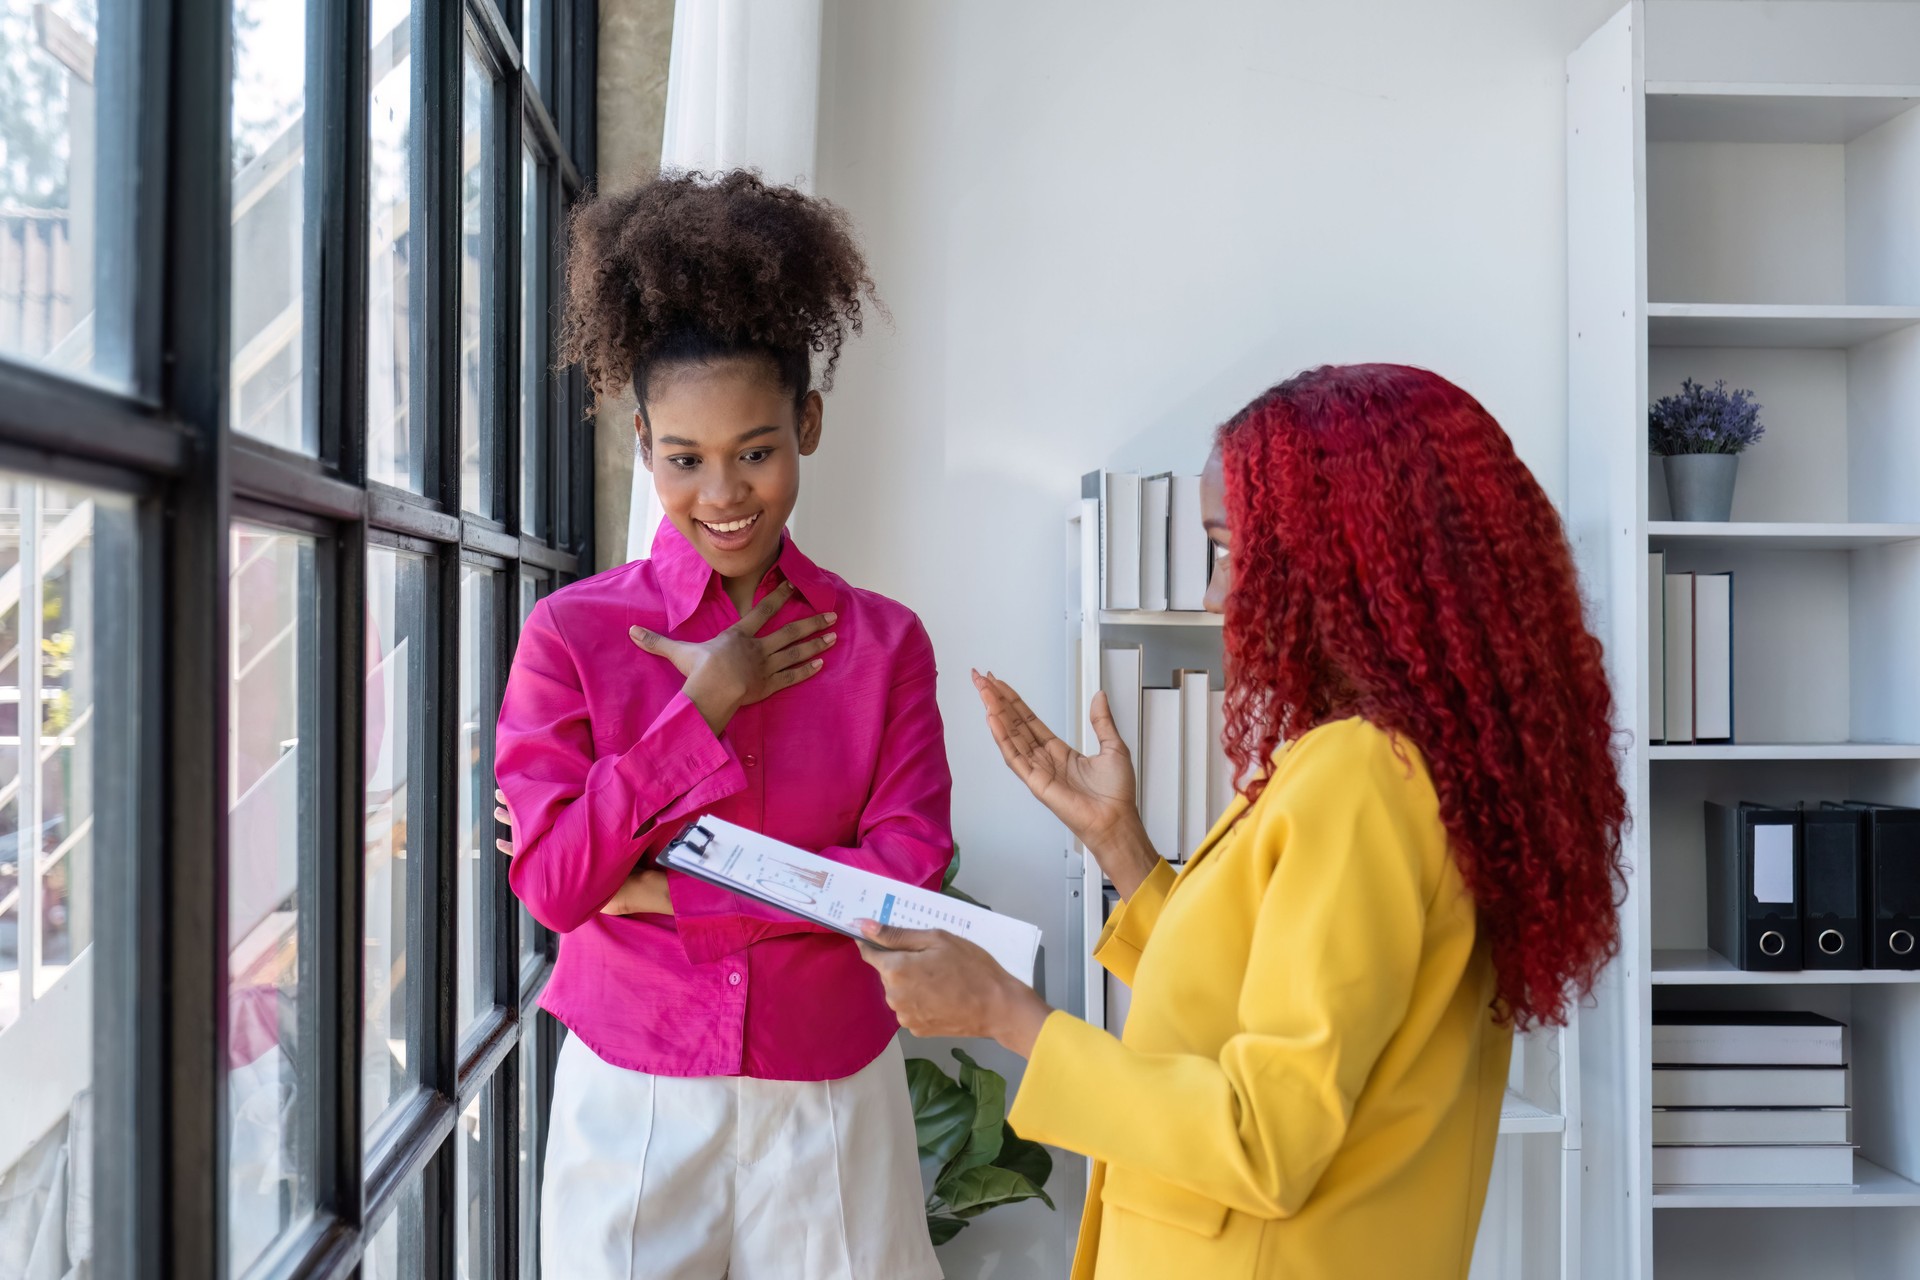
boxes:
[660,815,1042,984]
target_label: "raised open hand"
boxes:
[971,669,1148,858]
[629,579,835,734]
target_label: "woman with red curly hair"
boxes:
[859,363,1628,1279]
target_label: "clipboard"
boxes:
[660,820,887,949]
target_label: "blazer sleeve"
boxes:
[1091,858,1178,989]
[1006,726,1436,1220]
[498,597,746,934]
[668,617,956,964]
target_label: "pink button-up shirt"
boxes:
[497,521,953,1081]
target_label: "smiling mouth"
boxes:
[697,513,761,539]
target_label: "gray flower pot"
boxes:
[1664,453,1739,522]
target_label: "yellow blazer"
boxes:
[1007,718,1512,1280]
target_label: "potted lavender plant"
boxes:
[1649,378,1765,522]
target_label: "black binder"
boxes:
[1705,802,1803,971]
[1833,802,1920,970]
[1803,805,1866,970]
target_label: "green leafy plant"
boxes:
[903,844,1054,1246]
[908,1048,1054,1246]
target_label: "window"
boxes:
[0,0,137,385]
[0,0,595,1274]
[0,478,136,1279]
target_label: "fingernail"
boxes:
[825,612,837,623]
[813,658,825,669]
[824,633,837,646]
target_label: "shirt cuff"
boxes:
[612,689,738,838]
[1094,858,1177,987]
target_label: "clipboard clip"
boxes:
[669,821,717,861]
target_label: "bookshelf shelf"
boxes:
[1649,743,1920,762]
[1646,304,1920,349]
[1097,609,1223,627]
[1499,1088,1566,1135]
[1573,6,1920,1274]
[1652,1158,1920,1210]
[1652,949,1920,985]
[1647,522,1920,551]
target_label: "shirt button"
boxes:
[728,972,742,987]
[743,754,757,768]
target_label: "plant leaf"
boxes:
[942,845,961,890]
[926,1214,968,1246]
[994,1126,1054,1198]
[947,1049,1006,1175]
[935,1165,1054,1216]
[906,1057,976,1169]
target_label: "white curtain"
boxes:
[624,0,826,564]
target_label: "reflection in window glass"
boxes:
[365,547,426,1132]
[368,0,419,490]
[230,0,317,453]
[227,523,319,1271]
[0,0,133,384]
[458,565,497,1032]
[459,52,497,516]
[455,1082,496,1280]
[517,1033,539,1280]
[515,573,544,970]
[0,479,134,1276]
[522,0,546,96]
[520,149,547,539]
[365,1174,425,1280]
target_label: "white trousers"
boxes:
[541,1035,943,1280]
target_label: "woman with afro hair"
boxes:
[857,363,1629,1279]
[494,171,947,1279]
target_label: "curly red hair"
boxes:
[1218,363,1627,1029]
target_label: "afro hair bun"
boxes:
[559,169,879,405]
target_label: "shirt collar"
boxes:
[652,518,838,631]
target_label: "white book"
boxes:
[1651,1011,1845,1067]
[1207,689,1233,820]
[1100,646,1144,789]
[1141,687,1183,863]
[1694,571,1733,742]
[1179,670,1212,855]
[1648,551,1666,743]
[1088,471,1142,610]
[1652,1144,1854,1187]
[1652,1066,1847,1109]
[1663,572,1695,744]
[1653,1108,1850,1146]
[659,816,1043,982]
[1168,475,1209,611]
[1141,474,1171,612]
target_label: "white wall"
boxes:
[804,1,1624,1274]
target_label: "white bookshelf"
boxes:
[1065,498,1585,1280]
[1570,5,1920,1276]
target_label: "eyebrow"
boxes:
[655,425,784,449]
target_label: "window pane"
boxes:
[517,1034,537,1280]
[0,480,135,1277]
[522,0,547,98]
[227,523,319,1271]
[460,52,498,517]
[368,1,420,490]
[515,573,544,971]
[455,1081,498,1280]
[519,150,547,540]
[365,1174,425,1280]
[230,0,317,453]
[457,565,498,1033]
[0,1,134,385]
[365,547,426,1133]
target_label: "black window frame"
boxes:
[0,0,599,1276]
